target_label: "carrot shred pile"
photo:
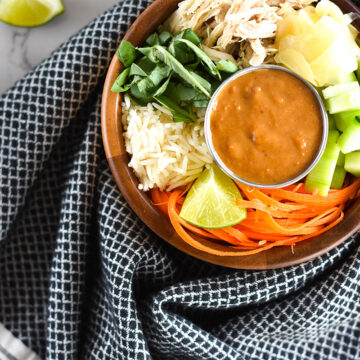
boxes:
[149,178,360,256]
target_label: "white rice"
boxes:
[121,95,213,191]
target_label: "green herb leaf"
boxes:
[193,90,209,101]
[111,68,131,92]
[187,70,212,93]
[174,83,198,101]
[210,79,221,93]
[175,39,221,79]
[153,77,172,97]
[130,63,148,77]
[174,29,201,45]
[182,29,201,45]
[153,45,211,97]
[149,63,171,86]
[185,61,200,71]
[216,59,239,74]
[130,83,153,103]
[168,41,195,64]
[193,99,209,107]
[137,57,156,74]
[146,33,160,46]
[116,40,137,67]
[137,77,156,96]
[138,47,159,63]
[163,82,178,103]
[159,31,172,45]
[127,93,149,106]
[154,95,197,122]
[192,89,210,107]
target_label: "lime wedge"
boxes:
[179,164,247,229]
[0,0,64,27]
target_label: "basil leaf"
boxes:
[193,99,209,108]
[154,95,196,122]
[153,77,171,97]
[127,93,149,106]
[174,83,198,101]
[187,70,212,93]
[168,41,195,64]
[174,29,201,45]
[146,33,160,46]
[149,63,171,86]
[193,90,209,101]
[137,77,156,96]
[216,59,239,74]
[116,40,137,67]
[159,31,172,45]
[138,47,159,63]
[182,29,201,45]
[130,63,147,77]
[173,114,194,122]
[153,45,211,97]
[163,82,179,103]
[130,83,153,103]
[175,39,221,79]
[137,57,156,74]
[185,61,200,71]
[111,68,131,92]
[211,79,221,93]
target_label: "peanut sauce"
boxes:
[210,69,323,185]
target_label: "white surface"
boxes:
[0,0,120,96]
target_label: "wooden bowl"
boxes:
[101,0,360,269]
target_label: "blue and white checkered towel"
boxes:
[1,0,360,358]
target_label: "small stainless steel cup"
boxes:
[204,64,328,188]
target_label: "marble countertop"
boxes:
[0,0,119,96]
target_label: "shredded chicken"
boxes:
[163,0,315,66]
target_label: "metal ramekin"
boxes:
[204,64,328,188]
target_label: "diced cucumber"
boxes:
[337,152,345,167]
[344,151,360,177]
[328,114,336,130]
[322,82,360,100]
[334,110,360,131]
[327,88,360,114]
[328,129,341,144]
[331,166,347,189]
[337,123,360,153]
[356,64,360,82]
[305,130,340,196]
[339,72,357,83]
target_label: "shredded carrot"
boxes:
[262,178,360,207]
[205,229,245,245]
[178,218,219,240]
[150,188,168,215]
[151,177,360,257]
[167,190,275,256]
[236,182,306,211]
[235,199,319,219]
[151,188,183,215]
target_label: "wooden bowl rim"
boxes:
[101,0,360,269]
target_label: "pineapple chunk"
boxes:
[315,0,345,23]
[275,48,316,85]
[310,35,358,85]
[275,0,360,87]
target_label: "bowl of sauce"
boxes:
[205,65,328,188]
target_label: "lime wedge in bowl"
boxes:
[179,164,247,229]
[0,0,64,27]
